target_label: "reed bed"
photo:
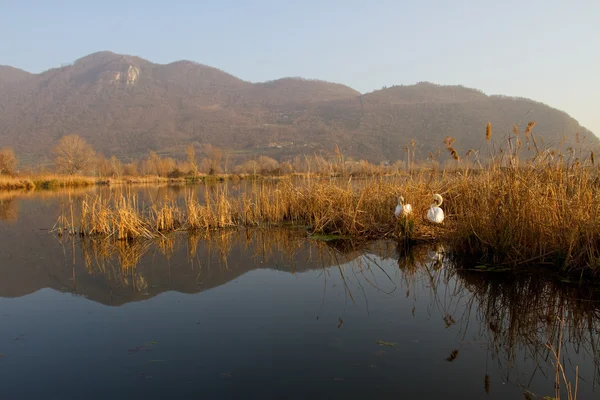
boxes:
[31,174,100,189]
[60,156,600,275]
[0,171,303,192]
[0,176,35,190]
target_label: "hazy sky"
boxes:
[2,0,599,135]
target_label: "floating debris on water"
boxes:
[445,349,459,362]
[376,339,397,347]
[443,314,456,328]
[128,346,151,354]
[128,341,157,353]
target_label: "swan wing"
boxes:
[427,207,435,222]
[394,205,402,217]
[428,207,444,223]
[434,207,444,223]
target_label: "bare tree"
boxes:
[109,155,123,177]
[146,151,175,177]
[54,135,95,175]
[123,161,139,176]
[0,147,18,175]
[257,156,279,174]
[201,144,223,175]
[148,151,161,175]
[186,144,198,175]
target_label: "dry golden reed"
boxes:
[524,121,536,138]
[0,176,35,190]
[53,121,600,275]
[61,158,600,274]
[486,122,492,141]
[448,147,460,161]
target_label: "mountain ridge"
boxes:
[0,51,596,166]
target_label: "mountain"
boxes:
[0,65,33,87]
[0,51,596,165]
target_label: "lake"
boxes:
[0,186,598,399]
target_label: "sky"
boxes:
[1,0,599,135]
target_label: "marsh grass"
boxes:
[32,174,99,189]
[0,172,296,192]
[0,176,35,190]
[54,122,600,274]
[60,161,600,274]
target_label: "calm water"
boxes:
[0,187,599,399]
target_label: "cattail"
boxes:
[465,149,473,157]
[524,121,536,139]
[448,147,460,161]
[591,151,595,165]
[576,132,580,143]
[512,124,519,135]
[411,138,416,149]
[444,136,456,147]
[486,122,492,141]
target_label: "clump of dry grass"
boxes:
[55,121,600,275]
[450,163,600,271]
[0,176,35,190]
[62,160,600,274]
[59,163,600,274]
[78,194,154,239]
[65,176,442,238]
[32,174,98,189]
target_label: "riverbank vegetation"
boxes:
[3,121,597,275]
[56,157,599,275]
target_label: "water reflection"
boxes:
[0,189,599,398]
[69,229,370,304]
[458,267,600,395]
[46,230,600,393]
[0,193,19,221]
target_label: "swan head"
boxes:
[398,196,405,205]
[433,193,443,206]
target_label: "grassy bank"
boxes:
[55,157,600,274]
[0,176,35,190]
[0,172,299,191]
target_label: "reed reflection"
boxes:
[53,229,600,398]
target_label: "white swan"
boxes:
[394,196,412,217]
[427,194,444,223]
